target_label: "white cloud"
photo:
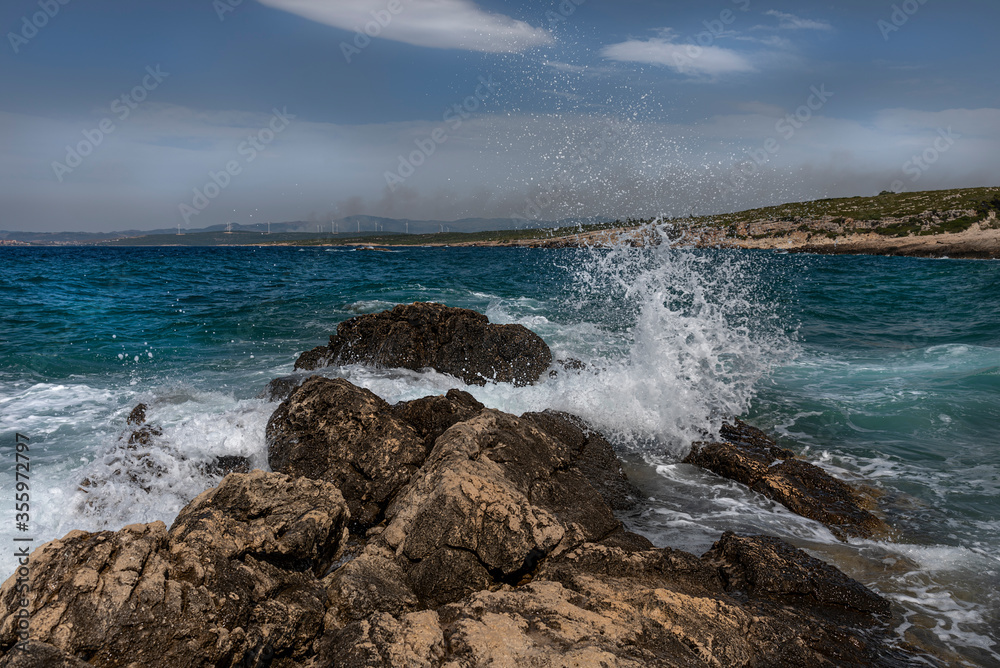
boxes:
[256,0,552,52]
[760,10,833,31]
[600,36,754,77]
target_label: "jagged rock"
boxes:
[126,403,148,426]
[199,455,252,477]
[293,302,553,386]
[266,377,427,529]
[390,388,485,449]
[124,402,162,446]
[377,409,651,608]
[705,532,890,618]
[684,419,891,539]
[523,410,643,511]
[320,540,918,667]
[0,471,350,667]
[259,375,304,402]
[0,641,90,667]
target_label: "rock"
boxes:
[266,377,427,529]
[259,375,304,402]
[124,403,162,446]
[0,641,90,668]
[523,410,643,511]
[376,409,651,607]
[293,302,553,386]
[684,419,891,539]
[199,455,252,477]
[0,471,350,667]
[706,532,890,619]
[126,403,148,426]
[320,540,919,667]
[390,388,485,450]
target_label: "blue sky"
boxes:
[1,0,998,232]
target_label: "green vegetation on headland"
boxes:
[16,186,997,251]
[692,187,1000,240]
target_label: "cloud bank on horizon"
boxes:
[0,0,997,232]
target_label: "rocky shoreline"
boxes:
[450,223,1000,259]
[0,304,927,666]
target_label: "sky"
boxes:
[1,0,998,232]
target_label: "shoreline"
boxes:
[4,224,999,259]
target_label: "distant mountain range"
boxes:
[0,217,613,245]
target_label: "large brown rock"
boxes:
[684,419,891,539]
[0,471,350,667]
[293,302,553,386]
[374,408,650,607]
[266,377,482,529]
[320,540,920,667]
[705,532,891,619]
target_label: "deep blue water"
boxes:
[0,244,997,665]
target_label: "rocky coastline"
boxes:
[0,304,926,666]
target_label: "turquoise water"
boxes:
[0,243,997,665]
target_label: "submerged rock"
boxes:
[293,302,553,386]
[684,419,891,539]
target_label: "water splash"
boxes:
[546,223,795,453]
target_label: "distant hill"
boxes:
[0,216,611,245]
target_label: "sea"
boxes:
[0,236,997,665]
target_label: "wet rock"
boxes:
[706,532,890,619]
[0,641,90,668]
[199,455,252,477]
[2,380,922,667]
[321,540,918,667]
[684,419,890,539]
[377,409,650,607]
[259,375,304,402]
[523,410,643,511]
[124,403,163,446]
[390,388,485,450]
[549,357,586,378]
[293,302,553,386]
[266,376,426,529]
[0,471,350,667]
[126,403,148,426]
